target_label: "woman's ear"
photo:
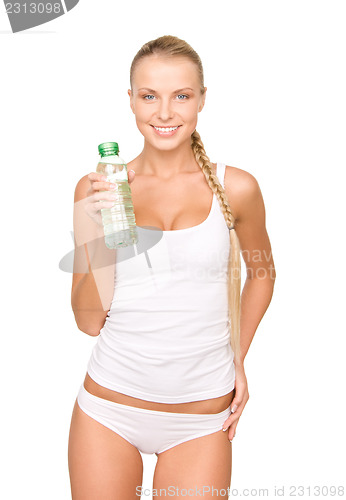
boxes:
[128,89,135,114]
[198,87,207,112]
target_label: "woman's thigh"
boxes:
[153,429,232,499]
[68,399,144,500]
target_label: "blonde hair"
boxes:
[130,35,242,363]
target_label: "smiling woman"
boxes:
[68,34,276,500]
[128,55,207,153]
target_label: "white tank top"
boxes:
[87,162,235,403]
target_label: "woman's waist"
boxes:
[87,345,235,404]
[83,372,235,414]
[100,325,232,358]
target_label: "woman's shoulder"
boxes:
[223,164,263,222]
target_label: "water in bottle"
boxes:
[96,141,138,249]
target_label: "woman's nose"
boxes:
[157,98,174,121]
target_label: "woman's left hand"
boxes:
[222,361,249,441]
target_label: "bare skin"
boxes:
[68,54,275,499]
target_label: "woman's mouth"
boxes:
[151,125,181,137]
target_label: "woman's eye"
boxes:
[142,94,189,101]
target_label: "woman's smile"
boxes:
[151,124,182,137]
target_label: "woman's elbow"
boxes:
[77,324,101,337]
[72,311,105,337]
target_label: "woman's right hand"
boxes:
[84,170,136,227]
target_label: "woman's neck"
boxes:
[134,141,199,179]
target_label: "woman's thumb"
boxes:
[128,169,136,183]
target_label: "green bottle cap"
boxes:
[98,142,119,156]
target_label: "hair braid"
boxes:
[191,130,242,363]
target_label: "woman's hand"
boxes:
[84,169,136,227]
[222,361,250,442]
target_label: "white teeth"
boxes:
[153,126,178,132]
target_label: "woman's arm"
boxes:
[225,166,276,364]
[222,166,276,440]
[71,174,116,336]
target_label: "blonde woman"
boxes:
[68,35,276,499]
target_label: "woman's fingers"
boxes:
[84,169,136,226]
[91,190,117,203]
[222,364,250,441]
[230,389,245,415]
[222,398,244,431]
[88,172,107,182]
[228,421,238,442]
[225,399,246,441]
[93,180,116,192]
[222,405,243,441]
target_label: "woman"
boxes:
[68,35,276,499]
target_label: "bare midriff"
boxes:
[83,373,235,414]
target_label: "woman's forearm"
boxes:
[71,270,108,335]
[237,276,275,364]
[71,235,116,336]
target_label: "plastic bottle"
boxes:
[96,141,138,249]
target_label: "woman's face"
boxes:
[128,55,207,151]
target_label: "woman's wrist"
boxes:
[234,354,245,367]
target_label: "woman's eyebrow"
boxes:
[137,87,195,93]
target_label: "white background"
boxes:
[1,1,345,498]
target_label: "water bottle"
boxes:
[96,141,138,249]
